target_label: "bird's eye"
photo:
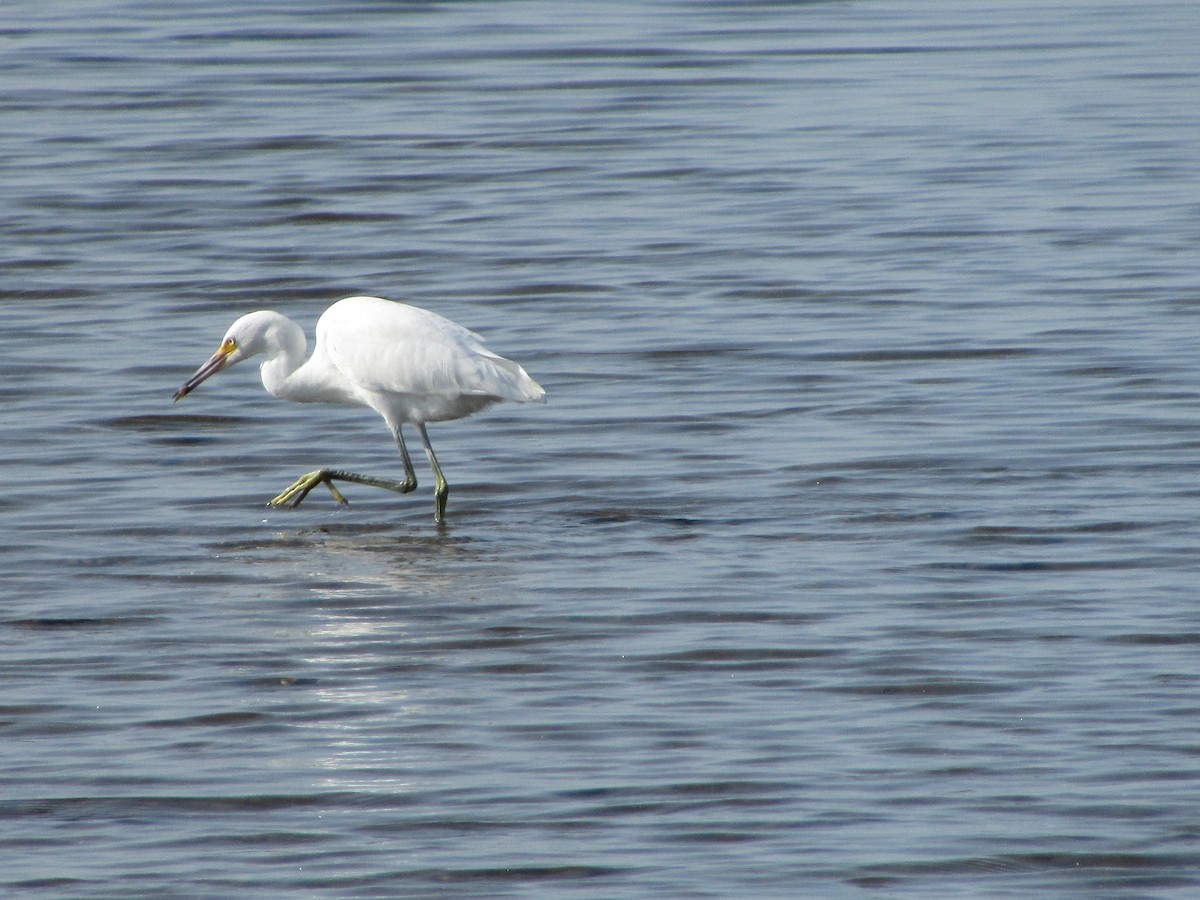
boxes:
[224,338,237,351]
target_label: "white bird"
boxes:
[173,295,545,524]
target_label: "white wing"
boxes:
[317,296,544,404]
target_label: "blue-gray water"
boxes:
[4,0,1200,896]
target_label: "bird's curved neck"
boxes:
[258,320,311,401]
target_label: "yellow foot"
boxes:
[267,469,349,509]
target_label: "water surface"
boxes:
[3,0,1200,895]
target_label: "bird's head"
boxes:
[173,311,285,402]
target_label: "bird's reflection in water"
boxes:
[221,521,505,601]
[249,522,522,795]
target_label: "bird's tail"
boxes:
[481,352,546,403]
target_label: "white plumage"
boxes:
[174,295,545,523]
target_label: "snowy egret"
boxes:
[173,295,545,524]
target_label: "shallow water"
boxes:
[4,0,1200,895]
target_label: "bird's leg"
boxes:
[390,424,419,493]
[266,426,419,509]
[417,423,449,525]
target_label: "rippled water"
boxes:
[4,0,1200,895]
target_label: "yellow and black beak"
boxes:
[173,339,236,402]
